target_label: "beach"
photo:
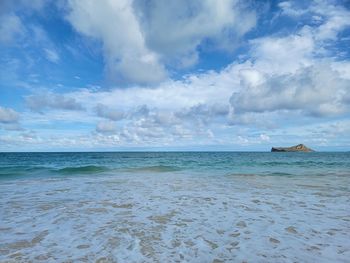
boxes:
[0,152,349,262]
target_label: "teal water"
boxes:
[0,152,349,178]
[1,152,349,262]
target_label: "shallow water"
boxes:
[0,152,349,262]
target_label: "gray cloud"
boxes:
[26,93,84,112]
[134,0,256,66]
[0,106,22,131]
[230,64,350,117]
[95,121,117,134]
[176,103,229,123]
[95,104,125,121]
[0,106,20,123]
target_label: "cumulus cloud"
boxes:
[228,1,350,121]
[66,0,256,84]
[26,93,84,112]
[310,0,350,41]
[278,0,350,42]
[135,0,256,65]
[66,0,167,85]
[250,27,315,73]
[2,0,350,150]
[230,64,350,117]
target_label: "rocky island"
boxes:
[271,144,314,152]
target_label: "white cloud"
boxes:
[278,1,308,17]
[67,0,167,85]
[250,26,315,73]
[135,0,256,64]
[2,0,350,150]
[260,134,270,142]
[66,0,256,84]
[230,64,350,117]
[228,2,350,120]
[311,0,350,41]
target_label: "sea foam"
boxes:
[1,171,349,262]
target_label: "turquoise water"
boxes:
[1,152,349,178]
[1,152,349,262]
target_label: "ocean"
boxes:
[0,152,349,262]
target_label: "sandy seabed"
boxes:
[1,172,349,262]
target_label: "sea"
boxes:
[0,152,349,262]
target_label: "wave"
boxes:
[57,165,109,174]
[268,172,293,176]
[125,165,181,173]
[225,172,294,177]
[0,164,181,178]
[261,161,344,166]
[0,165,109,177]
[0,166,52,176]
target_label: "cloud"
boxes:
[260,134,270,142]
[229,2,350,120]
[278,0,350,42]
[66,0,256,84]
[176,103,229,126]
[314,3,350,41]
[26,93,84,112]
[278,1,308,17]
[0,14,24,44]
[0,0,46,13]
[250,26,315,73]
[95,120,117,134]
[134,0,256,65]
[230,64,350,117]
[0,0,48,44]
[0,106,22,131]
[95,104,125,121]
[0,106,20,123]
[44,48,60,63]
[66,0,167,85]
[2,0,350,151]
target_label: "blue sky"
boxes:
[0,0,350,151]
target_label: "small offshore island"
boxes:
[271,144,314,152]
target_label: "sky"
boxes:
[0,0,350,151]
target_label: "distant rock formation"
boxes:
[271,144,314,152]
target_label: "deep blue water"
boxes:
[0,152,349,179]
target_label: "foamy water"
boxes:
[1,170,349,262]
